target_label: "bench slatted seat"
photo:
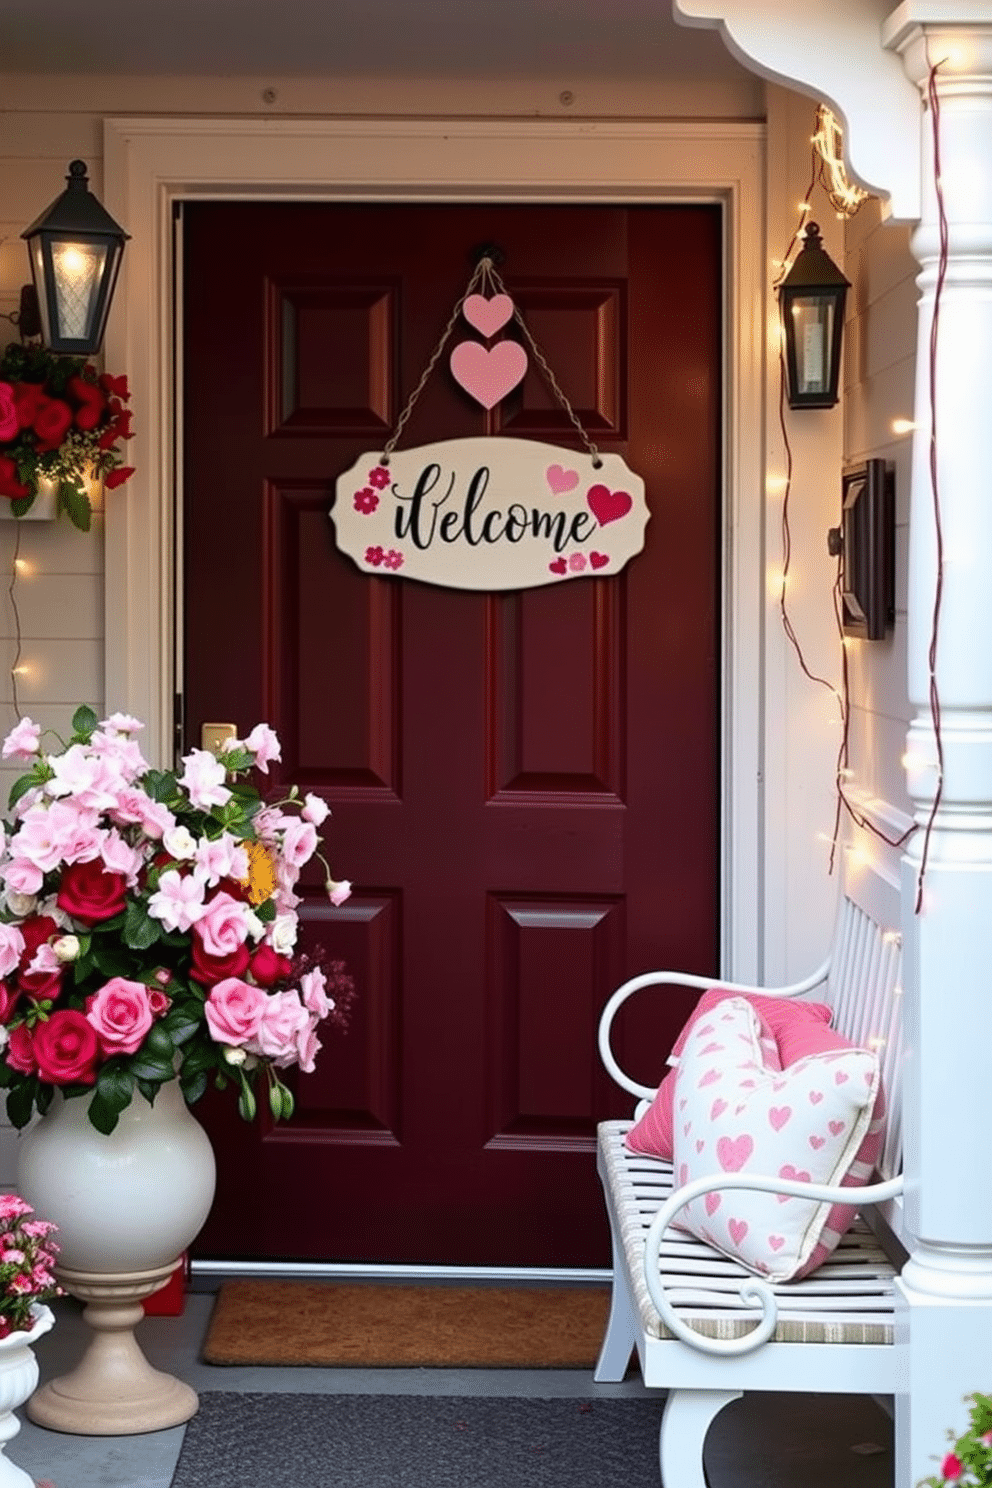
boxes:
[594,870,908,1488]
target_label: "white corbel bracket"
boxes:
[673,0,922,221]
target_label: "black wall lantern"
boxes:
[779,222,850,410]
[21,160,129,356]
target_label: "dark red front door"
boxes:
[181,202,721,1267]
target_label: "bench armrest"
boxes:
[642,1168,904,1357]
[597,957,832,1100]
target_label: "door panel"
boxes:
[182,202,721,1267]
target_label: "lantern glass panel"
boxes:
[790,293,834,398]
[52,240,108,344]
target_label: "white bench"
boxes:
[595,869,908,1488]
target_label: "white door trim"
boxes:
[102,115,766,981]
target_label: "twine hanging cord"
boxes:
[380,257,602,468]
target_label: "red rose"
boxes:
[5,1024,37,1076]
[189,939,251,987]
[32,1009,99,1085]
[17,916,58,974]
[32,396,73,452]
[249,944,292,987]
[68,376,106,431]
[13,383,45,430]
[56,860,128,925]
[99,373,130,401]
[0,457,30,501]
[0,982,21,1022]
[104,466,135,490]
[17,969,63,1004]
[0,383,18,442]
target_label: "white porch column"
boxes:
[882,10,992,1484]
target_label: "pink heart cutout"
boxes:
[589,552,610,571]
[728,1217,749,1247]
[704,1192,721,1216]
[716,1134,753,1172]
[587,483,633,526]
[546,463,580,495]
[462,293,514,338]
[450,340,528,410]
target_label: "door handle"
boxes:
[201,722,237,754]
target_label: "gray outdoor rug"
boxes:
[169,1393,665,1487]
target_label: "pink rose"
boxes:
[204,977,266,1046]
[0,925,25,980]
[196,891,250,958]
[85,977,154,1056]
[280,819,318,870]
[246,989,308,1064]
[32,1009,99,1084]
[295,1016,322,1074]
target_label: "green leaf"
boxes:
[60,480,91,533]
[8,494,33,518]
[254,897,277,924]
[7,773,37,811]
[71,705,99,739]
[219,747,253,774]
[144,1021,175,1059]
[268,1082,284,1120]
[96,1061,135,1112]
[5,1081,36,1129]
[135,1078,159,1105]
[142,769,178,804]
[90,943,132,978]
[279,1083,294,1121]
[35,1082,54,1117]
[127,1056,174,1083]
[123,900,162,952]
[180,1070,208,1106]
[86,1090,122,1135]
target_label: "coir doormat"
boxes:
[202,1280,613,1368]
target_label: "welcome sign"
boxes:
[331,438,649,590]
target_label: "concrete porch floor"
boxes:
[8,1290,895,1488]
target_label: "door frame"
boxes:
[102,114,766,981]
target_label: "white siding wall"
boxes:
[843,198,917,880]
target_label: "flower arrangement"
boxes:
[922,1395,992,1487]
[0,343,135,530]
[0,707,354,1134]
[0,1194,61,1340]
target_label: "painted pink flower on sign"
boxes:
[383,549,404,570]
[365,546,385,567]
[568,553,587,572]
[368,466,390,489]
[353,487,379,514]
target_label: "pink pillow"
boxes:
[625,990,832,1161]
[775,1019,888,1278]
[670,998,881,1281]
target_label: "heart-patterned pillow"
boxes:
[671,997,881,1281]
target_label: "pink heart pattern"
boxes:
[667,994,881,1281]
[705,1192,721,1217]
[589,552,610,571]
[462,293,515,338]
[716,1134,753,1172]
[548,558,567,576]
[449,340,528,409]
[546,463,580,495]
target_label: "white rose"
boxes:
[269,914,298,957]
[4,888,36,918]
[163,824,198,860]
[244,910,265,943]
[52,935,81,963]
[222,1045,247,1066]
[0,1027,8,1052]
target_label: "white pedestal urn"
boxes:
[16,1079,216,1436]
[0,1307,54,1486]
